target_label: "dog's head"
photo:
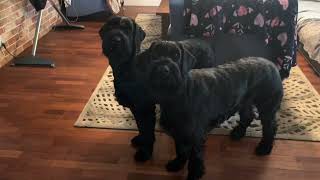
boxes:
[147,56,185,101]
[134,41,188,101]
[99,15,146,66]
[134,41,181,75]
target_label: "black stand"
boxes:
[11,0,85,68]
[11,10,55,68]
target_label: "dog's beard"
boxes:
[148,58,183,101]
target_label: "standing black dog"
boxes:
[99,15,155,161]
[145,57,283,180]
[135,33,276,144]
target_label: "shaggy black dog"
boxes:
[99,15,155,161]
[135,33,276,138]
[145,57,283,180]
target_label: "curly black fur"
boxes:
[132,33,279,164]
[146,57,283,180]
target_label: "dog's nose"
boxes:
[160,65,170,77]
[111,36,121,44]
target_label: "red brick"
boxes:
[0,0,61,67]
[22,40,32,50]
[7,34,19,46]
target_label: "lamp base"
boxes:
[53,23,85,30]
[11,56,55,68]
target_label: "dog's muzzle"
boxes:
[148,58,183,99]
[102,30,131,56]
[111,36,122,48]
[154,65,171,81]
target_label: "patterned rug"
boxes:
[75,14,320,141]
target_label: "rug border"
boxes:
[292,65,319,96]
[74,66,112,127]
[74,66,320,142]
[74,13,320,142]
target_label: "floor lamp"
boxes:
[11,0,84,68]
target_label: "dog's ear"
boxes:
[132,20,146,53]
[131,17,146,42]
[172,42,182,62]
[134,50,152,82]
[177,43,196,78]
[99,23,107,39]
[137,26,146,42]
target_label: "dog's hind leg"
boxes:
[131,104,156,162]
[255,111,277,156]
[230,104,255,140]
[255,92,282,156]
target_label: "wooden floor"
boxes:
[0,7,320,180]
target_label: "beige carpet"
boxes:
[75,14,320,141]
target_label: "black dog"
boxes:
[99,15,156,161]
[133,34,275,161]
[135,33,276,138]
[146,57,283,180]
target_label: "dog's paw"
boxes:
[186,169,204,180]
[187,159,205,180]
[134,149,152,162]
[166,158,187,172]
[131,135,143,148]
[186,175,200,180]
[230,126,246,141]
[255,142,273,156]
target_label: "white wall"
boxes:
[124,0,162,6]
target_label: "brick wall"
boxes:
[0,0,62,67]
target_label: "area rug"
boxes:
[75,14,320,141]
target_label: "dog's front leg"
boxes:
[131,104,156,162]
[187,139,205,180]
[166,139,190,172]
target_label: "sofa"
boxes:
[168,0,298,78]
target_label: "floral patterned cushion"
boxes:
[184,0,298,78]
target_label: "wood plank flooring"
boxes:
[0,7,319,180]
